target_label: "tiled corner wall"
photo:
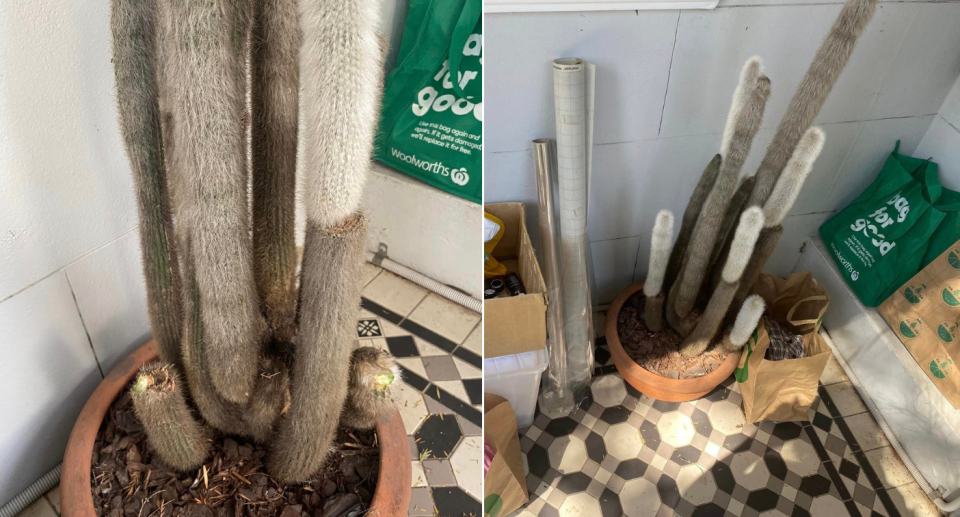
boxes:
[484,0,960,305]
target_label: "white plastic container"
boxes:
[483,347,549,429]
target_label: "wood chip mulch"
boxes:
[90,387,379,517]
[616,293,728,379]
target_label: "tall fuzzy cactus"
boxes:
[111,0,182,370]
[639,0,876,361]
[110,0,389,484]
[719,295,766,355]
[250,0,300,345]
[643,210,675,332]
[671,59,770,319]
[679,208,764,358]
[158,0,262,404]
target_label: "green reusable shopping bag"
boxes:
[373,0,482,203]
[820,142,945,306]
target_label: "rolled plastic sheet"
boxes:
[539,58,595,418]
[533,139,571,417]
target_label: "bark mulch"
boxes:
[90,388,379,517]
[616,293,728,379]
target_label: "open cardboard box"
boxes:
[484,202,547,358]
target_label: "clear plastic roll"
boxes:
[538,58,595,418]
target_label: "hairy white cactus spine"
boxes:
[158,0,261,404]
[722,207,765,284]
[673,60,770,319]
[763,127,825,227]
[680,209,765,358]
[645,210,675,297]
[726,295,766,352]
[721,57,762,158]
[299,0,383,228]
[749,0,878,207]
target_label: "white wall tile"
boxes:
[0,1,138,302]
[484,10,679,153]
[765,212,835,277]
[0,273,103,505]
[789,121,862,216]
[65,231,151,374]
[939,75,960,130]
[915,116,960,192]
[660,3,913,139]
[587,133,722,242]
[868,3,960,120]
[484,149,538,205]
[827,115,934,212]
[590,237,642,305]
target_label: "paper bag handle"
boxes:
[785,295,828,327]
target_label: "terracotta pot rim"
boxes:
[60,341,411,517]
[604,282,739,394]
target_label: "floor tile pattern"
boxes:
[508,335,931,517]
[358,266,482,517]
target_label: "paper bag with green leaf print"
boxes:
[879,238,960,409]
[736,273,832,423]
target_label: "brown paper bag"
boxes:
[736,272,831,423]
[878,239,960,408]
[483,394,528,517]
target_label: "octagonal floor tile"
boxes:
[809,494,848,516]
[415,413,463,459]
[676,464,716,505]
[548,435,589,474]
[620,478,661,517]
[729,451,771,491]
[591,374,627,407]
[558,492,601,517]
[604,423,643,460]
[780,439,820,477]
[394,381,428,434]
[659,412,695,448]
[707,400,746,436]
[449,436,482,500]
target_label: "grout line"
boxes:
[487,113,939,156]
[362,266,382,288]
[65,270,104,379]
[0,226,138,306]
[657,12,682,138]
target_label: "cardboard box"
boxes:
[484,203,547,358]
[879,239,960,408]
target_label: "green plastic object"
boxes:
[374,0,482,203]
[820,142,947,306]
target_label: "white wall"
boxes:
[484,0,960,305]
[915,76,960,191]
[0,0,466,506]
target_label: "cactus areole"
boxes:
[607,0,878,400]
[73,0,410,506]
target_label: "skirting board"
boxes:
[794,236,960,500]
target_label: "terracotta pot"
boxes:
[605,282,739,402]
[61,341,411,517]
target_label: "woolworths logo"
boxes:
[390,148,470,186]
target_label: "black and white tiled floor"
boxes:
[507,330,941,517]
[358,263,483,517]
